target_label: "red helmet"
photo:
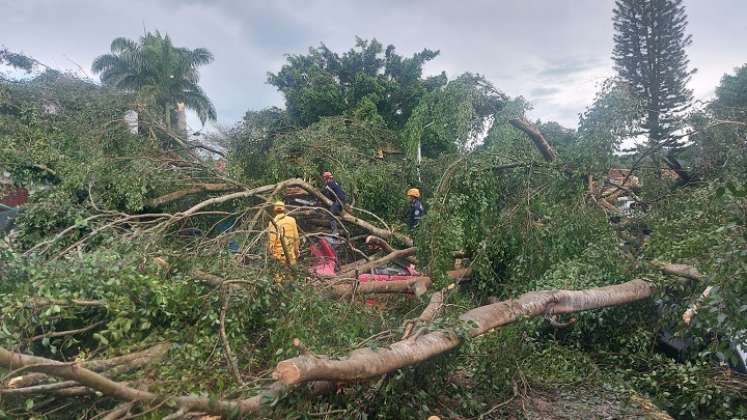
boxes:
[323,171,333,179]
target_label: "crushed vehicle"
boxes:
[0,179,29,234]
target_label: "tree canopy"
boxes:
[268,37,446,128]
[92,31,217,126]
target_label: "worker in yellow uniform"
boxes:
[267,201,300,269]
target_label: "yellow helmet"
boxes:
[273,201,286,213]
[406,188,420,198]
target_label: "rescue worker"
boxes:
[322,171,347,234]
[406,188,425,230]
[267,201,300,268]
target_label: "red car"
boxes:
[309,238,421,304]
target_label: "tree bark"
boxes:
[0,345,286,417]
[146,183,237,208]
[6,343,170,389]
[650,261,703,282]
[273,279,653,385]
[447,267,472,281]
[325,277,431,298]
[338,247,417,278]
[366,235,417,264]
[191,269,226,288]
[682,286,713,326]
[509,117,558,162]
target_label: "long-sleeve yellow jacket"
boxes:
[267,214,300,265]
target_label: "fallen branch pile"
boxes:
[0,345,286,418]
[0,261,704,417]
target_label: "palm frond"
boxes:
[110,37,138,54]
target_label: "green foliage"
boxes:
[608,351,746,419]
[612,0,695,144]
[713,64,747,115]
[688,64,747,174]
[0,48,35,74]
[0,71,176,249]
[576,78,642,173]
[404,73,506,158]
[268,37,444,128]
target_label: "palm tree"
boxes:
[92,31,217,129]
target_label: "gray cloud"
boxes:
[537,57,604,78]
[1,0,745,130]
[529,86,562,98]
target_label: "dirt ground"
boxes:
[493,386,672,420]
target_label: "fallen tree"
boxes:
[273,278,655,384]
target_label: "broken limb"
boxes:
[191,269,227,288]
[650,261,703,282]
[337,247,417,278]
[146,183,238,208]
[6,343,171,389]
[219,287,244,385]
[28,320,106,342]
[402,289,445,339]
[509,117,558,162]
[325,277,432,298]
[273,279,654,385]
[0,345,288,417]
[682,286,714,326]
[101,401,137,420]
[365,235,417,264]
[2,356,156,396]
[26,297,106,308]
[545,314,577,329]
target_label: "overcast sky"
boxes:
[2,0,746,130]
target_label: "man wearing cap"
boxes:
[322,171,347,234]
[267,201,300,267]
[406,188,425,230]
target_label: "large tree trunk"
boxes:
[273,279,653,385]
[325,276,431,298]
[175,102,188,139]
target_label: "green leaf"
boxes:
[93,333,109,346]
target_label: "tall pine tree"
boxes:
[612,0,695,178]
